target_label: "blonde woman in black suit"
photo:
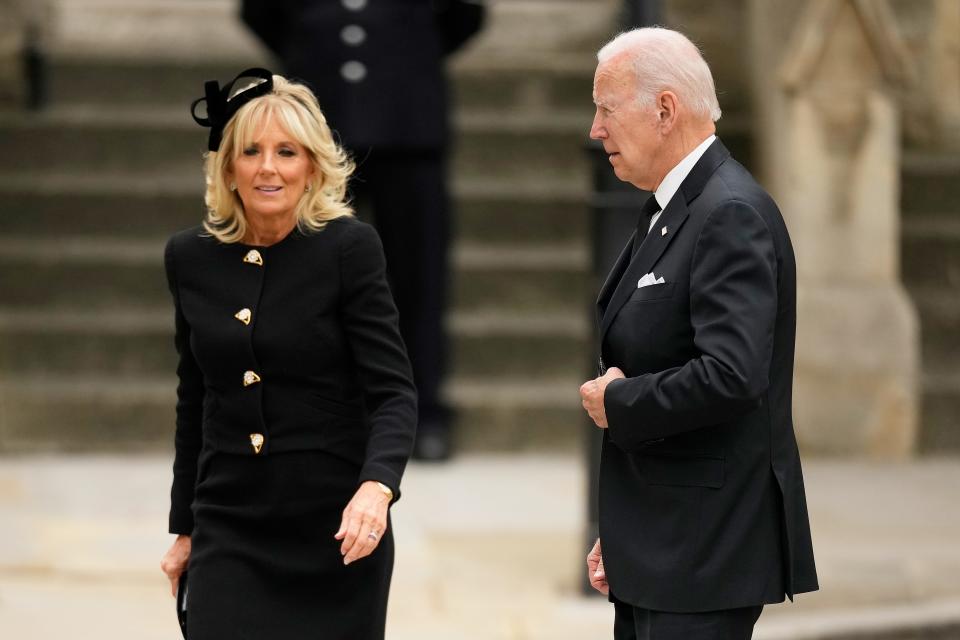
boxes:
[159,69,416,640]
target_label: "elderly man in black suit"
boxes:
[579,27,818,640]
[241,0,486,460]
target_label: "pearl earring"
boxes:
[304,184,312,193]
[229,182,237,191]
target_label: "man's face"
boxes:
[590,57,660,191]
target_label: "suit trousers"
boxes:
[351,148,451,427]
[612,595,763,640]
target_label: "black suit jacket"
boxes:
[241,0,485,150]
[165,217,417,535]
[597,139,818,612]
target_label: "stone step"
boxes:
[0,176,206,238]
[45,58,269,110]
[0,310,172,376]
[46,0,616,94]
[901,152,960,221]
[909,287,960,374]
[901,218,960,290]
[452,244,589,313]
[0,108,591,190]
[0,375,586,453]
[448,378,586,451]
[0,309,590,379]
[46,54,598,115]
[0,238,589,313]
[0,376,175,452]
[0,175,590,246]
[456,185,590,245]
[452,59,596,114]
[919,373,960,453]
[911,288,960,455]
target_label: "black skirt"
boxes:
[187,449,394,640]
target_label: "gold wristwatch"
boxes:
[376,482,394,501]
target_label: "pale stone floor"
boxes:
[1,454,959,639]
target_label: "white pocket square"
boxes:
[637,273,666,288]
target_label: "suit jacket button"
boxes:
[249,433,264,454]
[243,249,263,266]
[341,61,367,83]
[243,370,261,387]
[235,308,252,325]
[341,24,366,46]
[342,0,367,10]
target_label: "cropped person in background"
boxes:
[241,0,486,461]
[159,70,417,640]
[580,28,818,640]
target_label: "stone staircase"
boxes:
[901,152,960,453]
[0,0,617,453]
[3,0,954,455]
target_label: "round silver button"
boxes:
[342,0,367,11]
[341,24,366,46]
[340,60,367,83]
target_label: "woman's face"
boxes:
[228,116,315,223]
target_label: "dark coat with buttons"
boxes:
[241,0,485,150]
[165,217,417,534]
[596,139,818,612]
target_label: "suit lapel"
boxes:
[595,230,636,325]
[599,201,690,340]
[597,138,732,343]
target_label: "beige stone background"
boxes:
[0,0,958,638]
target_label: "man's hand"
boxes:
[580,367,625,428]
[586,538,609,595]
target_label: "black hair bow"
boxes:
[191,68,274,151]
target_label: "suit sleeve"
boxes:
[605,200,778,451]
[164,237,205,535]
[435,0,486,55]
[240,0,287,57]
[339,222,418,501]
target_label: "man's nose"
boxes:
[590,115,605,140]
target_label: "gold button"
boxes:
[235,308,252,325]
[243,370,261,387]
[249,433,264,454]
[243,250,263,266]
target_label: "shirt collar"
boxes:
[654,134,716,211]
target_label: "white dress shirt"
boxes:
[649,134,716,231]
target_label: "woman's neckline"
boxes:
[239,225,300,249]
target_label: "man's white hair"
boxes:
[598,27,721,122]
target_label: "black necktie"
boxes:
[632,195,661,257]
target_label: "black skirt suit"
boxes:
[164,216,417,640]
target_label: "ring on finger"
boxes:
[367,530,379,541]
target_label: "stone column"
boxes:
[922,0,960,150]
[751,0,920,458]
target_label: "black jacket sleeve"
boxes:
[339,222,417,500]
[164,236,205,534]
[240,0,288,57]
[435,0,486,54]
[605,200,778,451]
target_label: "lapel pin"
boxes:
[661,226,668,236]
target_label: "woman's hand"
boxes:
[335,480,390,565]
[587,538,609,595]
[160,534,191,597]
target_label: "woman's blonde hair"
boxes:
[202,75,354,243]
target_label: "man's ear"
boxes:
[656,91,680,132]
